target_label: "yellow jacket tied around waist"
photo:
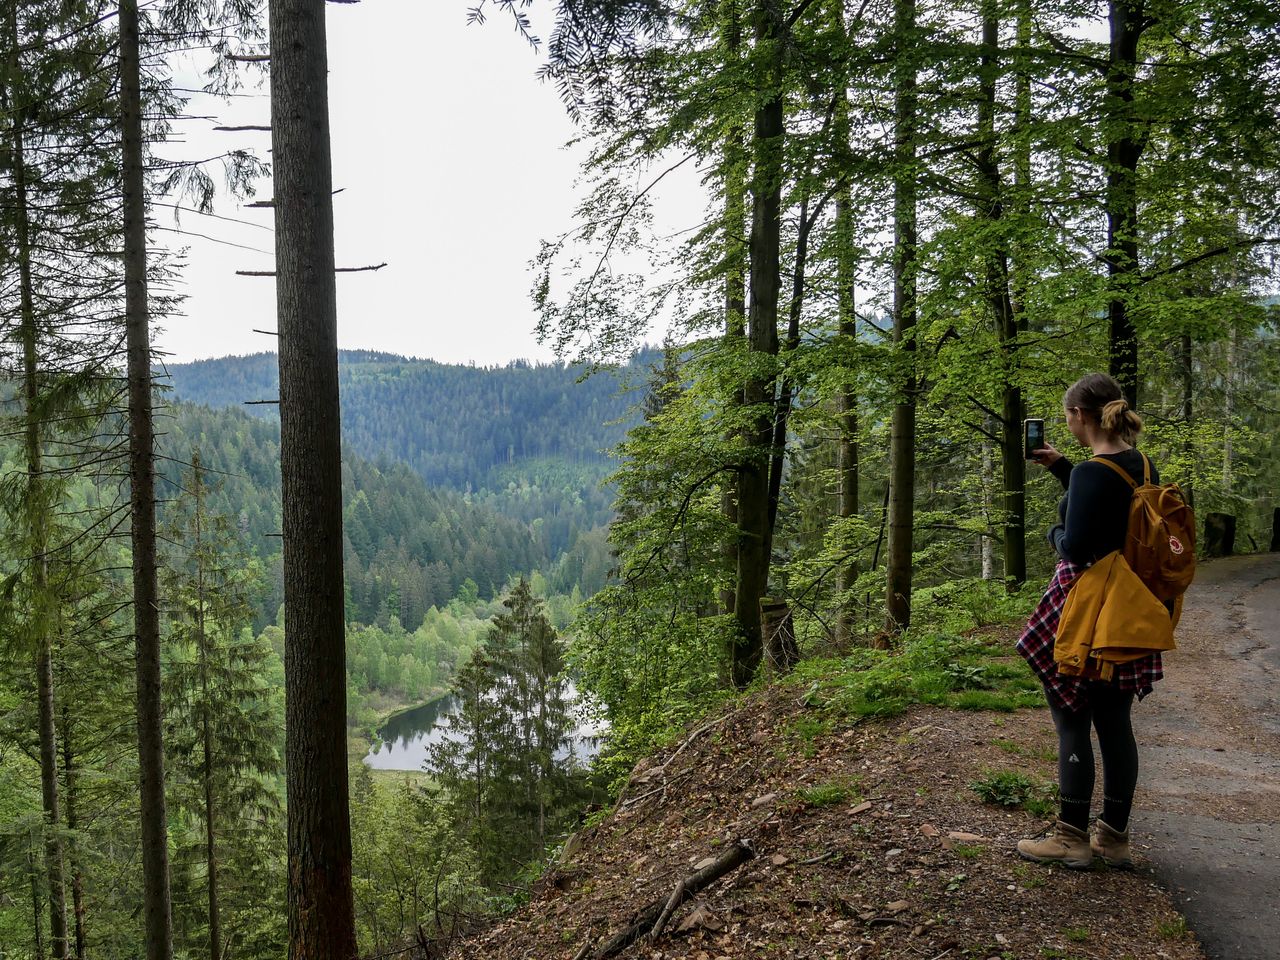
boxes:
[1054,550,1176,682]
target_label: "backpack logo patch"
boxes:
[1169,535,1185,556]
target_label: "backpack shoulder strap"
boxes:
[1141,451,1152,485]
[1089,455,1139,490]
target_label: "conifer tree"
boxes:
[266,0,358,953]
[161,451,283,960]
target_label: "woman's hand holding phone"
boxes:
[1030,442,1061,467]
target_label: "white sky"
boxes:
[156,2,702,366]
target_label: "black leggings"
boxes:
[1048,682,1138,832]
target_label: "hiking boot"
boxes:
[1092,818,1132,868]
[1016,820,1093,869]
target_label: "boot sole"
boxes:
[1017,847,1094,870]
[1095,853,1133,869]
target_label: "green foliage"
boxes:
[161,453,287,959]
[788,632,1045,725]
[970,770,1059,817]
[427,581,591,889]
[350,766,482,952]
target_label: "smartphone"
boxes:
[1023,418,1045,459]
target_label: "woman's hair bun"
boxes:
[1100,398,1142,437]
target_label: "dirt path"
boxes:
[1133,553,1280,960]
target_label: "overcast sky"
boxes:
[157,3,701,367]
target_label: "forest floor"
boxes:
[441,637,1210,959]
[438,555,1280,960]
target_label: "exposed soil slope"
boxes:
[447,667,1205,960]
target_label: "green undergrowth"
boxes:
[970,769,1059,816]
[788,630,1044,726]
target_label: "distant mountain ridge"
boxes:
[162,350,649,495]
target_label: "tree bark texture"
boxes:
[120,4,174,956]
[885,0,918,632]
[267,0,359,956]
[976,9,1026,587]
[720,0,745,618]
[61,711,87,960]
[1179,331,1194,508]
[732,0,784,687]
[192,459,222,960]
[833,0,859,639]
[835,188,859,639]
[9,32,70,949]
[763,191,811,560]
[1105,0,1147,407]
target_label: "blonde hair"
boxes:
[1065,373,1143,443]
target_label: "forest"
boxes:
[1,0,1278,959]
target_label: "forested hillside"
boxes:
[168,350,642,510]
[158,402,605,630]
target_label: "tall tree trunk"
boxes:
[120,4,174,956]
[1180,331,1194,507]
[1222,323,1237,497]
[975,8,1026,588]
[733,0,784,687]
[8,20,70,950]
[30,848,45,960]
[267,0,359,954]
[190,457,222,960]
[61,710,87,960]
[833,0,859,641]
[1105,0,1147,407]
[980,433,997,580]
[720,0,745,617]
[885,0,918,632]
[763,192,812,555]
[835,187,859,638]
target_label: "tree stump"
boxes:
[761,600,800,677]
[1204,512,1236,558]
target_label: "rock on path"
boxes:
[1134,553,1280,960]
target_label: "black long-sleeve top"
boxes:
[1047,449,1159,566]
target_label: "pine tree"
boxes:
[161,451,284,960]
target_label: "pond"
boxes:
[363,685,606,772]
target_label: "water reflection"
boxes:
[363,684,606,772]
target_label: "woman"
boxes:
[1014,372,1164,869]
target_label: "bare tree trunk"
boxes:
[980,434,996,580]
[8,22,70,950]
[1180,331,1194,507]
[61,710,87,960]
[975,8,1026,588]
[835,186,859,638]
[189,458,222,960]
[720,0,745,618]
[120,5,174,957]
[267,0,359,955]
[31,849,45,960]
[885,0,918,632]
[732,0,784,687]
[1223,323,1237,497]
[1105,0,1147,407]
[763,192,812,557]
[833,0,859,641]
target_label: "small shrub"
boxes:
[970,769,1058,816]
